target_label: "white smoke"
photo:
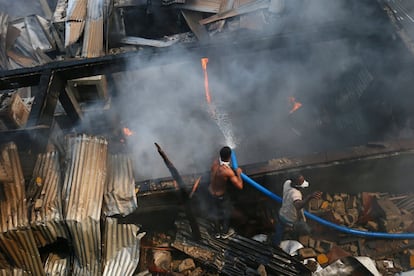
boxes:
[111,0,414,181]
[3,0,413,182]
[0,0,43,18]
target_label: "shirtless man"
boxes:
[208,146,243,238]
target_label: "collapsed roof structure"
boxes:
[1,0,414,274]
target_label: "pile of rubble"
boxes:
[291,192,414,275]
[0,0,281,70]
[0,136,143,275]
[137,217,311,275]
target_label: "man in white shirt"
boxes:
[273,173,322,246]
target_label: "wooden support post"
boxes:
[26,70,65,153]
[27,70,64,127]
[59,87,83,125]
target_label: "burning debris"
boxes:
[288,96,302,114]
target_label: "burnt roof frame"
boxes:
[0,16,391,154]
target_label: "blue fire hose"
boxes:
[231,150,414,239]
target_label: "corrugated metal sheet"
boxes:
[0,268,27,275]
[44,253,71,276]
[82,0,104,57]
[323,63,374,135]
[173,218,311,275]
[387,0,414,33]
[102,218,145,276]
[53,0,69,23]
[62,134,108,276]
[384,0,414,54]
[334,65,373,111]
[27,151,68,247]
[65,0,87,46]
[0,142,27,231]
[104,153,138,216]
[0,143,44,275]
[390,193,414,213]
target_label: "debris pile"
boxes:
[0,91,33,130]
[0,0,280,70]
[137,217,311,275]
[0,136,144,275]
[289,192,414,274]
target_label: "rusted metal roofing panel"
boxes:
[0,268,27,275]
[62,134,108,276]
[53,0,69,24]
[27,151,68,247]
[0,144,44,275]
[104,153,137,216]
[82,0,104,57]
[0,162,12,182]
[44,253,71,276]
[0,229,44,275]
[102,218,145,276]
[65,0,87,46]
[0,142,27,231]
[173,218,311,275]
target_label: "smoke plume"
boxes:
[111,0,414,181]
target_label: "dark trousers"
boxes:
[209,193,232,234]
[272,215,311,246]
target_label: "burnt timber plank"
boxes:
[27,70,64,127]
[26,70,65,153]
[0,126,50,151]
[58,87,82,125]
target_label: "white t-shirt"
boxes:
[279,180,305,224]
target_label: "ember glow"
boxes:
[123,127,133,136]
[200,58,212,104]
[288,97,302,114]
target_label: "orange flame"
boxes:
[201,58,212,104]
[123,127,133,136]
[288,97,302,114]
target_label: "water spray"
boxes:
[200,57,237,148]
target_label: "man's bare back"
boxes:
[209,159,243,197]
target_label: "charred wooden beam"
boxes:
[0,126,50,152]
[155,142,201,240]
[27,71,60,127]
[58,87,83,125]
[23,70,64,153]
[181,10,210,42]
[0,19,387,90]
